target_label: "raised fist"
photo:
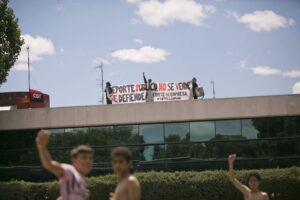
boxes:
[228,154,236,163]
[36,129,50,147]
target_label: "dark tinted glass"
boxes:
[190,121,215,141]
[215,120,242,139]
[139,124,164,144]
[165,123,189,142]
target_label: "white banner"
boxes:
[110,82,191,104]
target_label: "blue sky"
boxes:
[1,0,300,107]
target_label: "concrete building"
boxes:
[0,94,299,181]
[0,92,50,109]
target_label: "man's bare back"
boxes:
[111,175,140,200]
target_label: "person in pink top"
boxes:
[228,154,269,200]
[36,129,94,200]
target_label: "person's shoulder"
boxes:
[61,163,72,168]
[260,191,268,196]
[61,163,77,173]
[127,175,140,185]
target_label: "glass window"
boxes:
[268,117,299,137]
[89,126,114,146]
[190,121,215,141]
[89,125,139,146]
[165,123,189,142]
[0,129,38,150]
[241,119,260,139]
[48,129,65,147]
[113,125,139,144]
[64,127,91,146]
[139,124,164,144]
[215,120,242,139]
[93,147,112,163]
[248,116,300,138]
[140,145,165,161]
[165,144,190,159]
[190,143,211,160]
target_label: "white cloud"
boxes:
[252,66,281,76]
[60,48,64,53]
[251,66,300,78]
[111,46,169,64]
[12,63,33,71]
[283,70,300,78]
[234,10,295,32]
[293,82,300,94]
[134,38,143,44]
[92,57,111,66]
[127,0,141,4]
[12,34,55,71]
[134,0,216,27]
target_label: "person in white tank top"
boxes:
[36,129,94,200]
[228,154,269,200]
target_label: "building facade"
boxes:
[0,94,299,181]
[0,92,50,109]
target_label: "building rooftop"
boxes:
[0,94,299,131]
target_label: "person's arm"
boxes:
[36,129,63,177]
[228,154,251,195]
[127,176,141,200]
[143,72,147,84]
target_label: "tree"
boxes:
[0,0,24,85]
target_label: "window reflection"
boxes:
[190,121,215,141]
[165,144,190,159]
[140,145,165,161]
[165,123,189,142]
[48,129,65,147]
[215,120,242,139]
[113,125,139,144]
[64,127,91,146]
[241,119,259,139]
[89,126,114,145]
[139,124,164,144]
[190,143,211,160]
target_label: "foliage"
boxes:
[0,0,24,85]
[0,167,299,200]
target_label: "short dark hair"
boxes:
[111,146,132,162]
[246,171,261,185]
[71,145,94,158]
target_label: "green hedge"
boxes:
[0,167,299,200]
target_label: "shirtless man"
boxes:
[109,147,141,200]
[228,154,269,200]
[36,129,93,200]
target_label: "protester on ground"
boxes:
[109,147,141,200]
[228,154,269,200]
[36,129,94,200]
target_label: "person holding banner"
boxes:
[143,72,157,103]
[105,82,113,104]
[187,77,198,100]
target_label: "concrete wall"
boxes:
[0,94,300,131]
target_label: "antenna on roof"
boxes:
[95,62,104,104]
[210,80,215,99]
[27,46,31,91]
